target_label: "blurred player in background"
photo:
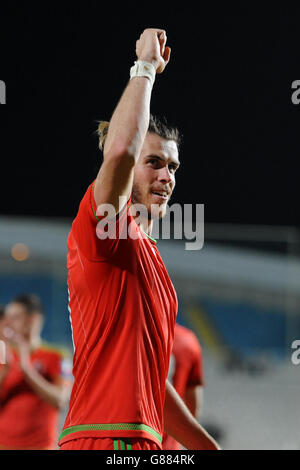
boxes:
[163,323,204,450]
[59,28,219,451]
[0,294,72,450]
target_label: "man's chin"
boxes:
[131,198,167,220]
[149,204,167,220]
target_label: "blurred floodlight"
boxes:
[11,243,30,261]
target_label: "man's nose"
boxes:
[157,166,172,183]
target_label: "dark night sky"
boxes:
[1,4,299,227]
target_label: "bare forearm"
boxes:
[23,366,66,409]
[103,28,170,162]
[93,29,170,210]
[164,380,219,450]
[104,77,152,161]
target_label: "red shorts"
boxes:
[60,437,160,450]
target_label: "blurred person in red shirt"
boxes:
[162,323,204,450]
[0,294,72,450]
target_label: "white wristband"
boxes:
[130,60,156,86]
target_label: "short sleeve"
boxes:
[71,181,133,260]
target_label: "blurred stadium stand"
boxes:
[0,216,72,348]
[0,216,299,449]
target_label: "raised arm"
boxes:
[94,28,171,214]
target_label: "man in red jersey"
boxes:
[0,294,71,450]
[163,323,205,450]
[59,28,219,451]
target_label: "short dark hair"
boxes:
[148,114,182,149]
[11,294,44,316]
[97,114,182,151]
[0,305,4,319]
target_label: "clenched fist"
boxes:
[136,28,171,74]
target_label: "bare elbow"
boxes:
[104,142,137,168]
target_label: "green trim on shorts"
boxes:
[119,439,126,450]
[59,422,162,443]
[113,439,132,450]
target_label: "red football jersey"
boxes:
[162,323,204,450]
[59,182,178,448]
[0,344,67,449]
